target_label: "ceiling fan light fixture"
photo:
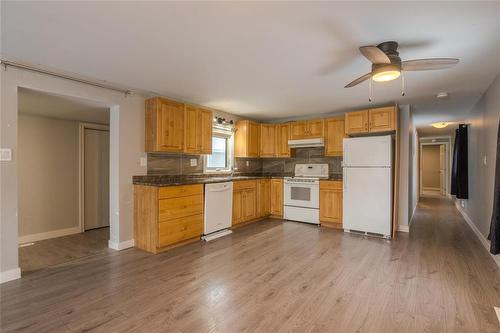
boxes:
[371,64,401,82]
[431,122,450,129]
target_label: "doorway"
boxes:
[420,142,448,196]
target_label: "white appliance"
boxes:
[343,135,393,237]
[287,138,324,148]
[284,164,329,225]
[203,182,233,241]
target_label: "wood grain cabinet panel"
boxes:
[270,179,283,217]
[319,181,343,228]
[276,123,291,157]
[369,106,395,133]
[324,117,345,157]
[345,110,369,135]
[184,105,213,154]
[145,97,185,152]
[290,120,324,139]
[260,124,276,157]
[290,121,308,140]
[257,179,271,217]
[235,120,260,158]
[158,214,203,247]
[198,108,213,154]
[307,119,324,138]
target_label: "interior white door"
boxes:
[84,128,110,231]
[343,167,392,236]
[343,135,392,167]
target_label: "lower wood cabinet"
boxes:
[232,180,258,225]
[134,184,203,253]
[319,180,343,228]
[257,179,271,217]
[270,178,283,217]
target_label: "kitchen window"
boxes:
[205,129,234,173]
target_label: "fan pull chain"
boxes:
[401,72,405,97]
[368,79,372,102]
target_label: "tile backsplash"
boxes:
[147,147,342,175]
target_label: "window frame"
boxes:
[204,130,234,174]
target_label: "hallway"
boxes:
[2,197,500,332]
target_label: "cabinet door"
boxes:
[184,105,199,153]
[198,108,213,154]
[345,110,369,135]
[290,121,308,140]
[248,121,260,157]
[369,107,395,132]
[325,118,345,156]
[232,190,242,225]
[260,124,276,157]
[243,188,257,221]
[270,179,283,216]
[155,99,185,152]
[257,179,271,217]
[276,123,290,157]
[319,189,343,223]
[307,119,324,138]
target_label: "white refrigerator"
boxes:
[343,135,393,237]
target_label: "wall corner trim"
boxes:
[455,201,500,268]
[398,224,410,233]
[108,239,135,251]
[0,268,21,284]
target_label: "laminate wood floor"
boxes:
[2,197,500,332]
[19,227,110,274]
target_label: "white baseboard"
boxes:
[18,226,81,244]
[0,267,21,283]
[455,201,500,268]
[398,224,410,233]
[108,239,135,251]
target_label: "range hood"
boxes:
[287,138,325,148]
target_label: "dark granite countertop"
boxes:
[133,173,343,187]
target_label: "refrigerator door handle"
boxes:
[344,171,347,192]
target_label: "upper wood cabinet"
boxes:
[290,119,324,139]
[319,181,343,228]
[345,106,396,135]
[270,178,283,217]
[235,120,260,158]
[259,124,276,157]
[345,110,369,135]
[145,97,185,152]
[324,117,345,157]
[276,123,291,157]
[368,106,396,133]
[184,105,213,154]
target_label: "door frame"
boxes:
[419,140,450,196]
[79,122,110,232]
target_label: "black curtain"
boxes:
[450,124,468,199]
[488,121,500,254]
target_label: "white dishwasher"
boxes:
[203,182,233,241]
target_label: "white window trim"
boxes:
[204,130,234,174]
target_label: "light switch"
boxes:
[139,157,147,167]
[190,159,197,167]
[483,155,487,166]
[0,148,12,161]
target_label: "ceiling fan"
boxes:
[345,41,459,88]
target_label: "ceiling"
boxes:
[18,88,110,124]
[3,2,500,137]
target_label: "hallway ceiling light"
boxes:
[431,122,450,129]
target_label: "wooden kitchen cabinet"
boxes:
[260,124,276,157]
[145,97,185,152]
[134,184,204,254]
[232,180,258,225]
[276,123,291,157]
[345,110,369,135]
[368,106,396,133]
[257,179,271,217]
[235,120,260,158]
[184,104,213,154]
[319,181,343,228]
[324,117,345,156]
[290,119,324,139]
[270,178,283,217]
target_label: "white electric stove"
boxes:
[283,164,329,224]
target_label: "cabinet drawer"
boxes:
[158,184,203,199]
[158,195,203,221]
[233,180,257,191]
[158,214,203,247]
[320,181,342,190]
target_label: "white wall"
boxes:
[1,67,147,279]
[398,105,410,229]
[459,74,500,237]
[18,114,80,238]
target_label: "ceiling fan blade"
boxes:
[345,73,372,88]
[359,46,391,64]
[402,58,459,71]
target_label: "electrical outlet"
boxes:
[246,161,250,167]
[461,200,465,208]
[190,159,197,167]
[139,157,147,167]
[0,148,12,161]
[483,155,487,166]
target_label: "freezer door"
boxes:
[343,167,392,236]
[343,135,392,167]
